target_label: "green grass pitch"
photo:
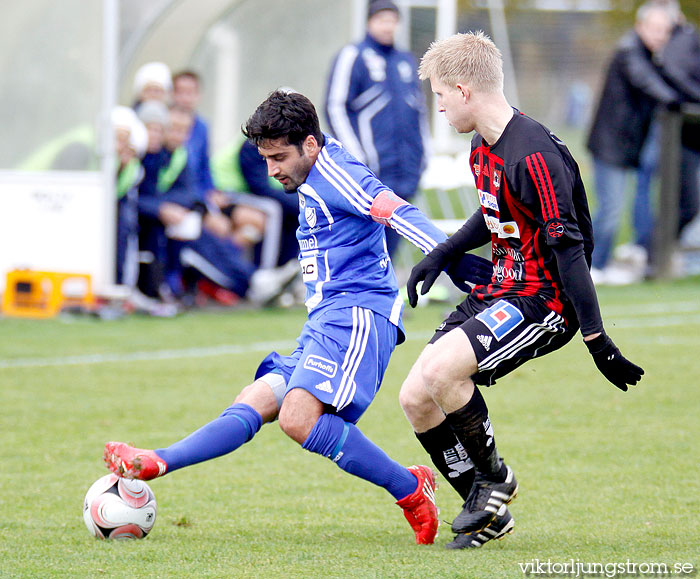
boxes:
[1,279,698,578]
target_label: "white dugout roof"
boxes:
[0,0,458,170]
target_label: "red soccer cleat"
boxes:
[396,465,439,545]
[196,279,240,307]
[103,442,168,481]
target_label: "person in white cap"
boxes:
[133,61,172,110]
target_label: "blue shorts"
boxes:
[255,306,397,424]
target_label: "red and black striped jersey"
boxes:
[469,110,594,314]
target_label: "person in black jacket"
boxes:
[586,1,680,282]
[657,3,700,236]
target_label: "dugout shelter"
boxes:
[0,0,464,296]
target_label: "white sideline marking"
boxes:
[0,340,293,369]
[604,313,700,329]
[2,310,700,370]
[602,300,700,316]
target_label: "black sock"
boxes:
[416,420,475,501]
[445,387,506,481]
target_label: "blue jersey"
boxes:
[325,34,429,198]
[186,115,215,194]
[296,136,446,343]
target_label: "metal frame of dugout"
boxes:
[652,103,700,279]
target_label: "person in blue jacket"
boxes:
[325,0,430,257]
[172,70,215,197]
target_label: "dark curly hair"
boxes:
[242,90,323,153]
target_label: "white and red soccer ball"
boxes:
[83,474,157,539]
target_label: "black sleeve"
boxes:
[660,27,700,103]
[516,150,585,248]
[552,242,604,337]
[438,209,491,258]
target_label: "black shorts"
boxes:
[429,294,579,386]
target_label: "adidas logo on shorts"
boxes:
[476,334,493,351]
[314,380,334,393]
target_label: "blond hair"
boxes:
[418,31,504,94]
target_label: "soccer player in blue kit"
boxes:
[398,32,644,549]
[104,89,493,545]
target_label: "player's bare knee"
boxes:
[399,376,430,418]
[277,411,295,438]
[277,406,307,444]
[420,353,451,395]
[233,383,255,404]
[397,382,413,413]
[234,380,279,423]
[278,389,322,445]
[421,340,478,399]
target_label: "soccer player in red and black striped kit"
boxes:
[400,31,644,549]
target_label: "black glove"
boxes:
[407,249,493,307]
[584,333,644,391]
[407,248,450,308]
[446,253,493,292]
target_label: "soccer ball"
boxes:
[83,474,157,539]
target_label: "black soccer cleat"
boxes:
[451,463,518,534]
[446,505,514,549]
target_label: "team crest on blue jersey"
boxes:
[362,48,386,81]
[305,206,317,228]
[398,60,413,82]
[475,300,524,340]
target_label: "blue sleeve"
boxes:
[197,148,214,193]
[165,158,206,209]
[187,119,214,193]
[197,123,214,192]
[137,195,162,218]
[163,186,205,211]
[178,164,207,205]
[389,203,446,255]
[324,45,366,162]
[311,145,446,255]
[137,154,162,217]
